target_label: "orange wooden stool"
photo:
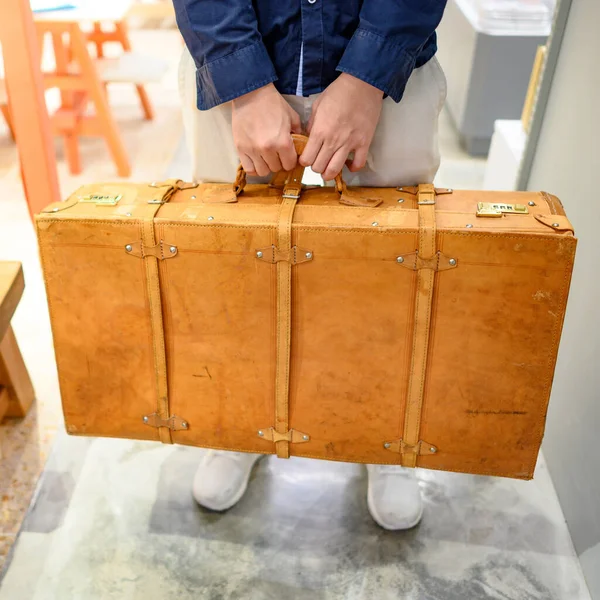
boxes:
[35,20,132,176]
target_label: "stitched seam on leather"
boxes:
[541,191,558,215]
[275,200,284,437]
[159,224,176,429]
[398,270,418,438]
[404,262,422,464]
[36,238,73,429]
[415,271,434,447]
[58,432,532,476]
[527,261,574,476]
[46,221,572,241]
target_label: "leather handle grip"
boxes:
[233,133,346,196]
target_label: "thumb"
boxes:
[289,109,303,134]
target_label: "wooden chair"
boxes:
[0,262,35,434]
[35,18,168,177]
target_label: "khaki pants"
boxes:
[179,48,447,187]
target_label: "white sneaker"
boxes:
[366,465,424,530]
[192,450,264,511]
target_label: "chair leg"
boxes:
[1,104,15,141]
[64,132,81,175]
[70,25,131,177]
[0,326,35,419]
[114,20,154,121]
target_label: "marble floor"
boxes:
[0,436,591,600]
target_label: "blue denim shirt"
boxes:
[173,0,447,111]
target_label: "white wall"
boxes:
[526,0,600,596]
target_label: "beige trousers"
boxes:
[178,48,447,187]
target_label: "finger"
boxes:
[347,146,368,172]
[279,136,298,172]
[322,147,350,181]
[299,135,323,167]
[289,109,303,134]
[306,111,314,134]
[261,148,283,174]
[306,97,320,134]
[250,153,271,177]
[311,141,337,174]
[239,153,257,177]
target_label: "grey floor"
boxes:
[0,435,591,600]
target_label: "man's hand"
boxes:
[232,83,302,177]
[300,74,383,181]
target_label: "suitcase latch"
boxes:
[476,202,529,217]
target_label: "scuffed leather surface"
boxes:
[36,182,576,479]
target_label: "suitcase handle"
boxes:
[232,134,382,208]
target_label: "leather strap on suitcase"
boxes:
[402,183,437,466]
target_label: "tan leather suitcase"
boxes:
[36,136,576,480]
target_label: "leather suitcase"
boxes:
[36,136,576,479]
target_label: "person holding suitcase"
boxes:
[173,0,448,530]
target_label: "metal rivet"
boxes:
[207,216,214,221]
[52,207,59,212]
[384,442,391,449]
[305,252,312,259]
[125,244,133,252]
[303,435,310,441]
[126,212,132,217]
[372,222,379,227]
[397,198,404,203]
[181,421,188,429]
[449,258,457,266]
[143,416,148,423]
[256,251,263,258]
[396,256,404,264]
[552,222,560,227]
[398,187,404,191]
[466,224,473,228]
[169,246,176,254]
[430,447,437,453]
[191,195,196,200]
[258,430,264,436]
[528,201,536,206]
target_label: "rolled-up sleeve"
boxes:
[173,0,278,110]
[336,0,447,102]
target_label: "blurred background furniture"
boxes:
[437,0,550,155]
[34,1,169,176]
[0,262,35,435]
[483,42,547,190]
[0,0,60,217]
